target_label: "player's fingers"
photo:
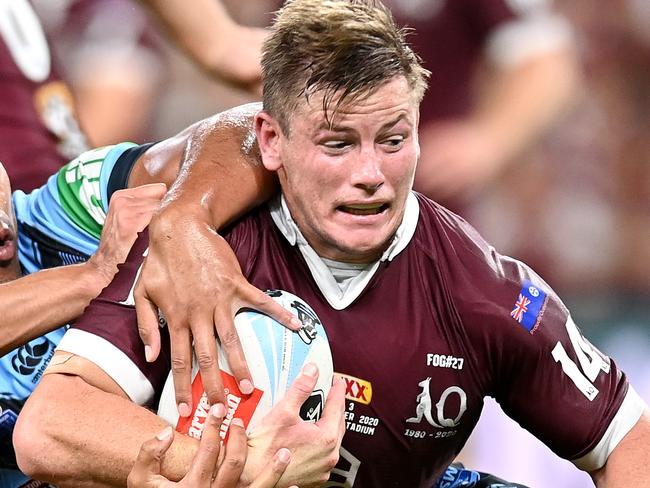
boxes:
[185,404,226,484]
[135,284,162,363]
[248,448,292,488]
[123,182,168,199]
[279,363,319,414]
[241,285,302,331]
[120,201,165,231]
[318,376,346,432]
[127,426,174,487]
[191,314,225,405]
[213,309,253,397]
[169,324,194,417]
[213,418,247,487]
[110,185,166,214]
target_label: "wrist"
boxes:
[79,258,116,297]
[152,199,218,239]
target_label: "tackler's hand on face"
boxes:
[243,363,347,488]
[127,403,293,488]
[134,209,302,416]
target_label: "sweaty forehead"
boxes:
[296,77,418,132]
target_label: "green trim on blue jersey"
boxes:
[55,143,136,239]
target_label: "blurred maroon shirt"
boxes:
[0,0,88,192]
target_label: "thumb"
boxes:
[127,427,173,487]
[279,363,319,413]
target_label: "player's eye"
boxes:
[322,140,351,151]
[382,135,405,150]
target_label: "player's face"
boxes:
[264,77,419,263]
[0,166,19,282]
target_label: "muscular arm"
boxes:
[131,103,296,412]
[14,354,343,487]
[127,102,278,224]
[0,182,165,355]
[0,263,110,355]
[591,410,650,488]
[14,358,199,487]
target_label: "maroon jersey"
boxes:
[61,193,644,487]
[0,0,87,191]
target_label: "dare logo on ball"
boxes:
[157,290,333,441]
[176,370,264,442]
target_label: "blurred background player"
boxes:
[382,0,579,206]
[0,0,266,192]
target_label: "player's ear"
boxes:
[255,111,283,171]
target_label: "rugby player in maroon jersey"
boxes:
[15,1,649,487]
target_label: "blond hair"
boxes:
[262,0,430,133]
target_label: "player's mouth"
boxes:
[0,217,17,263]
[337,202,389,216]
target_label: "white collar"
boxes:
[269,192,420,310]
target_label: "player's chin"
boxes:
[334,233,393,261]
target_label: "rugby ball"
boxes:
[157,290,333,441]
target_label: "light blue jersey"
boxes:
[0,143,138,486]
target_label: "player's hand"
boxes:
[127,403,293,487]
[244,363,347,487]
[134,213,302,415]
[90,183,167,284]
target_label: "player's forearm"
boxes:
[139,103,278,235]
[474,47,580,161]
[139,0,260,85]
[0,262,110,355]
[591,410,650,488]
[141,0,232,66]
[14,373,199,486]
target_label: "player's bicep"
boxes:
[497,306,643,467]
[44,350,129,399]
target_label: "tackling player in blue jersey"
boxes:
[0,147,166,487]
[0,112,296,487]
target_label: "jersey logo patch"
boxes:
[510,281,548,333]
[335,373,372,405]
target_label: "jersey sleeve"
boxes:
[445,213,646,471]
[56,229,170,406]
